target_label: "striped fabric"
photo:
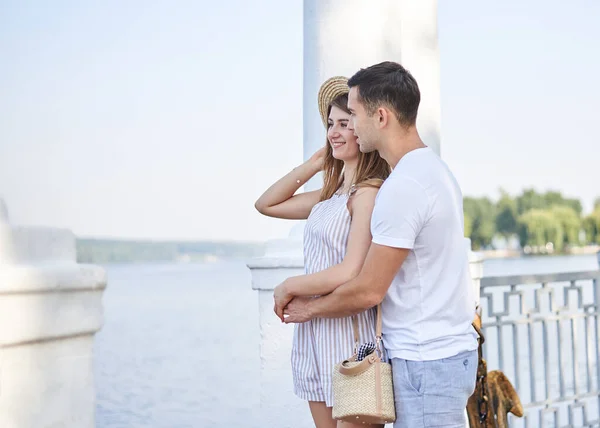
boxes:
[291,192,383,407]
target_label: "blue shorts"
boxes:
[391,350,477,428]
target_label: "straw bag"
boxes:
[332,305,396,424]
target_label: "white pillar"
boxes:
[303,0,441,190]
[0,199,106,428]
[249,2,441,426]
[247,242,309,428]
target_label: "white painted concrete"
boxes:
[247,253,308,427]
[0,199,106,428]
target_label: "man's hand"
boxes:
[283,296,314,324]
[273,280,294,322]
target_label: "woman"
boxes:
[255,76,391,428]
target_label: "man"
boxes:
[282,61,478,428]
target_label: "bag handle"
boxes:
[352,316,360,354]
[351,304,382,356]
[375,303,382,356]
[339,353,379,376]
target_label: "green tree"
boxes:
[583,206,600,245]
[583,216,596,244]
[516,189,546,215]
[544,191,583,215]
[495,189,518,239]
[550,206,581,247]
[515,189,583,216]
[463,197,496,249]
[518,209,564,252]
[464,213,473,238]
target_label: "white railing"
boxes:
[479,253,600,428]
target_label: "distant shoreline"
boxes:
[480,245,599,259]
[76,237,266,264]
[76,238,598,264]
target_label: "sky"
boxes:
[0,0,598,242]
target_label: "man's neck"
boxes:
[379,128,426,168]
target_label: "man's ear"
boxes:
[377,107,390,129]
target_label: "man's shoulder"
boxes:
[373,170,430,216]
[401,150,457,186]
[380,169,424,194]
[387,159,436,190]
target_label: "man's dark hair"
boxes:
[348,61,420,127]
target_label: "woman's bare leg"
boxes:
[308,401,337,428]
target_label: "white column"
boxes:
[0,199,106,428]
[303,0,441,190]
[246,244,309,428]
[248,2,441,426]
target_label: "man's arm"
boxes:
[283,243,409,322]
[283,174,429,324]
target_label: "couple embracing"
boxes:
[255,61,478,428]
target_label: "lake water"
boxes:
[94,254,599,428]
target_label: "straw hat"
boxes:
[317,76,349,128]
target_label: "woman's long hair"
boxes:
[320,93,391,201]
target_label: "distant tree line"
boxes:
[76,189,599,262]
[76,239,266,263]
[464,189,600,252]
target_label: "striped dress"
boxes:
[291,190,382,406]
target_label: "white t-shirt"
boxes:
[371,147,478,361]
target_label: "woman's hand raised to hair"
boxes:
[308,146,326,172]
[253,147,325,220]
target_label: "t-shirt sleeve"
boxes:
[371,176,430,249]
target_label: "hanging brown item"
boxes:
[467,314,524,427]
